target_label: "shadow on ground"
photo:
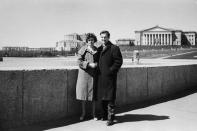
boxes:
[8,87,197,131]
[116,114,169,124]
[116,87,197,114]
[8,116,81,131]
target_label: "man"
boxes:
[97,30,123,126]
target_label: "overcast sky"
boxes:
[0,0,197,48]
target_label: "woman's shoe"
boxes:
[93,117,98,121]
[80,115,85,121]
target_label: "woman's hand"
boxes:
[87,46,97,54]
[88,63,97,68]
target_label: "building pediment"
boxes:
[143,25,173,32]
[145,28,170,32]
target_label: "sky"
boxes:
[0,0,197,48]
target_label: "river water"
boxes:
[0,57,79,70]
[2,56,195,71]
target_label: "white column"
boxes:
[152,34,154,46]
[151,34,154,45]
[167,34,169,45]
[149,34,151,46]
[170,34,172,45]
[143,34,145,45]
[164,34,166,45]
[146,34,148,46]
[169,34,171,45]
[157,33,159,46]
[193,35,195,45]
[148,34,150,45]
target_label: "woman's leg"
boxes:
[92,100,97,119]
[80,101,86,120]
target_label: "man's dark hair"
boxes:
[100,30,110,38]
[86,33,97,43]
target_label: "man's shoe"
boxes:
[80,115,85,121]
[106,121,114,126]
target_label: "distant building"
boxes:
[29,47,55,52]
[37,47,55,52]
[135,25,197,46]
[28,48,38,51]
[64,33,81,41]
[2,46,29,51]
[55,40,67,51]
[55,40,84,51]
[183,32,197,46]
[56,33,86,51]
[116,39,135,46]
[79,33,87,42]
[2,46,55,52]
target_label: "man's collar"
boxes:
[102,41,111,47]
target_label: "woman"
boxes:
[76,33,99,121]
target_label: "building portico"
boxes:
[135,26,182,46]
[142,32,173,46]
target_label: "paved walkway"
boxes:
[157,50,197,59]
[12,89,197,131]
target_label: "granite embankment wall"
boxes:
[0,65,197,129]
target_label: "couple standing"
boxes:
[76,31,123,126]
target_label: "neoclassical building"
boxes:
[55,33,86,51]
[64,33,86,42]
[135,25,197,46]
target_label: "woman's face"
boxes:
[87,38,95,46]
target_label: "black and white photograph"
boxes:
[0,0,197,131]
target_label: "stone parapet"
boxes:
[0,64,197,129]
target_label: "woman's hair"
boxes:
[100,30,110,38]
[86,33,97,43]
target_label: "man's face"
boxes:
[100,33,109,45]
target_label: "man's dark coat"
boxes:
[97,41,123,101]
